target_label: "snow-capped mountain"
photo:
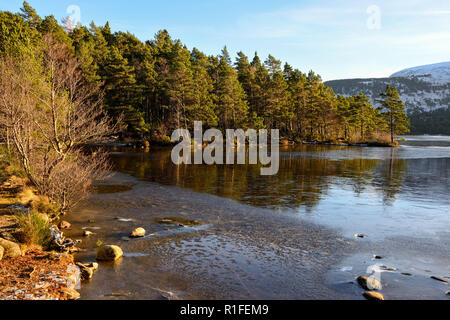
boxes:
[391,61,450,85]
[325,61,450,114]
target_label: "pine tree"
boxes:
[214,49,248,129]
[336,95,352,140]
[251,55,269,119]
[264,55,291,132]
[304,71,323,140]
[190,48,217,128]
[285,65,308,139]
[39,15,72,46]
[19,1,42,29]
[114,31,156,125]
[89,22,109,67]
[102,46,141,132]
[0,11,39,55]
[316,85,336,141]
[235,51,253,103]
[378,85,410,144]
[70,25,101,83]
[221,46,232,66]
[166,41,194,130]
[349,93,379,141]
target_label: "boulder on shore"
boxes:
[83,230,94,237]
[96,245,123,261]
[78,264,94,280]
[61,287,80,300]
[130,227,146,238]
[363,291,384,300]
[0,238,21,259]
[76,262,99,280]
[357,275,382,290]
[88,262,99,271]
[58,221,72,230]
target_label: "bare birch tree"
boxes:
[0,34,119,212]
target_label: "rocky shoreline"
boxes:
[0,157,193,301]
[0,166,86,300]
[88,134,399,152]
[0,250,80,300]
[0,170,143,300]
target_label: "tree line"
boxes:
[0,2,410,147]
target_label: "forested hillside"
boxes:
[325,63,450,135]
[0,2,410,144]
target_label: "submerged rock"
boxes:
[104,292,131,297]
[130,227,146,238]
[431,276,448,283]
[363,291,384,301]
[157,217,202,227]
[115,217,134,222]
[379,264,397,272]
[357,275,382,290]
[96,245,123,261]
[0,238,21,259]
[88,184,133,194]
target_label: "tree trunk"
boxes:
[390,112,394,144]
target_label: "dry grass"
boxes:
[347,131,395,146]
[0,151,54,248]
[367,131,393,145]
[15,211,51,249]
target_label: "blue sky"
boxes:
[1,0,450,80]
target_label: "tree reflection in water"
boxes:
[110,145,408,210]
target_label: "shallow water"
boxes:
[66,136,450,300]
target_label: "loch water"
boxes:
[67,136,450,300]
